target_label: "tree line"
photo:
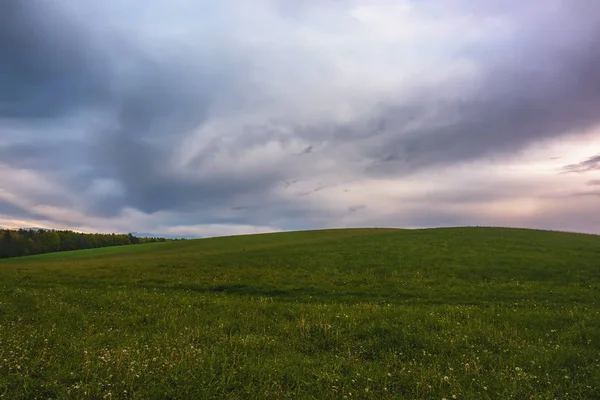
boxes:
[0,229,177,259]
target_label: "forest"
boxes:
[0,228,173,259]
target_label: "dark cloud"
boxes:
[563,154,600,173]
[0,141,89,170]
[1,0,600,233]
[365,21,600,175]
[0,1,109,120]
[0,0,254,217]
[0,198,46,221]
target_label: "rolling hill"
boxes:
[1,227,599,399]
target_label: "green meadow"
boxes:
[0,227,599,399]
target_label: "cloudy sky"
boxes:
[1,0,600,237]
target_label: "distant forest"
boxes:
[0,229,177,259]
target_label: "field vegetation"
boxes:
[0,227,599,399]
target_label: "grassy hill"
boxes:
[0,227,599,399]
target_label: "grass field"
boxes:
[0,227,599,399]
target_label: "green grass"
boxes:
[0,227,599,399]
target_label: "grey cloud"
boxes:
[572,191,600,198]
[348,205,366,213]
[0,200,31,219]
[0,141,89,171]
[300,145,314,155]
[366,25,600,174]
[1,0,254,217]
[93,132,284,216]
[0,1,109,120]
[588,180,600,186]
[563,154,600,174]
[2,0,600,233]
[0,198,47,222]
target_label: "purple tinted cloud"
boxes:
[1,0,599,234]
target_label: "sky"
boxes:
[1,0,600,237]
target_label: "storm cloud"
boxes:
[0,1,110,118]
[1,0,599,236]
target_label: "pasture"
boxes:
[0,227,599,399]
